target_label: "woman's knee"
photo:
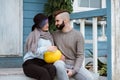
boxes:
[54,60,66,70]
[54,60,65,67]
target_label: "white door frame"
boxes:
[0,0,23,57]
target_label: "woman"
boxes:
[22,13,56,80]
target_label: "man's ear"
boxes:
[64,18,67,23]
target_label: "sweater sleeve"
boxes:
[35,47,48,59]
[35,39,52,59]
[72,32,84,75]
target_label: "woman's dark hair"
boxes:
[32,13,48,31]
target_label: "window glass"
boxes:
[79,0,89,7]
[78,0,101,8]
[90,0,101,8]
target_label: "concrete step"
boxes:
[0,68,107,80]
[0,68,35,80]
[0,68,75,80]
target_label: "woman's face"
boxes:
[41,22,49,31]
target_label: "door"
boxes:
[0,0,23,57]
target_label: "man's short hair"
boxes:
[53,10,69,17]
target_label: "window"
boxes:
[78,0,101,8]
[72,0,106,12]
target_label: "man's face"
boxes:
[55,15,65,30]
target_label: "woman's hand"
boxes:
[60,54,65,61]
[47,46,57,52]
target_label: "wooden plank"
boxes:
[70,8,107,19]
[106,0,111,80]
[24,11,43,19]
[85,42,107,49]
[23,19,33,27]
[23,27,32,35]
[92,17,98,73]
[23,3,44,11]
[0,57,23,68]
[23,0,47,3]
[111,0,120,80]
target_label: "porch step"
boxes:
[0,68,107,80]
[0,68,75,80]
[0,68,35,80]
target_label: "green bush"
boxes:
[86,49,107,76]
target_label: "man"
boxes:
[52,10,94,80]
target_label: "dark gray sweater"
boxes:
[52,29,84,75]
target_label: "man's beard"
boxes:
[56,21,65,30]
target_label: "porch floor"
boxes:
[0,68,107,80]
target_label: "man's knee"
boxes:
[74,73,94,80]
[86,74,94,80]
[74,66,94,80]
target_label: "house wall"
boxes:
[23,0,47,47]
[23,0,107,57]
[0,0,107,68]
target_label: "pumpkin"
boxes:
[44,50,62,63]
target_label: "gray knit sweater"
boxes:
[52,29,84,75]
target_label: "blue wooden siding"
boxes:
[23,0,47,49]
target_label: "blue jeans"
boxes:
[54,60,69,80]
[54,60,94,80]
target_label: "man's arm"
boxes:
[72,32,85,75]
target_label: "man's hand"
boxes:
[67,69,73,77]
[47,46,57,52]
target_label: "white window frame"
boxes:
[72,0,106,12]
